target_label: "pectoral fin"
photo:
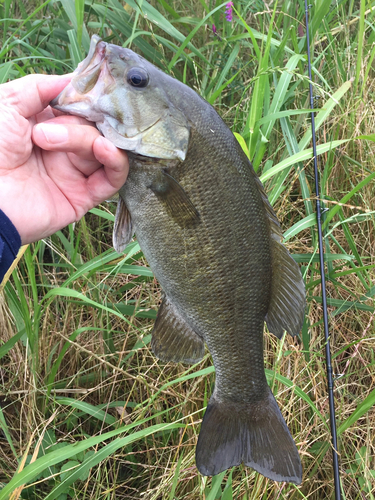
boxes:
[113,196,133,253]
[151,295,205,364]
[149,171,200,229]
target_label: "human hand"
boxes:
[0,74,129,244]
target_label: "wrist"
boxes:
[0,209,22,282]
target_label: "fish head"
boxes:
[51,35,190,160]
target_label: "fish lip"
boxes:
[71,40,108,90]
[78,35,106,73]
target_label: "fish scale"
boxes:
[51,35,305,483]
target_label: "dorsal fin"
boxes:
[266,234,305,338]
[252,173,305,338]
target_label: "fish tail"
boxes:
[195,387,302,483]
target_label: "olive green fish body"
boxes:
[122,121,271,401]
[51,35,305,483]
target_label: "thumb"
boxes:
[1,74,72,118]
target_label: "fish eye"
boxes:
[126,67,149,88]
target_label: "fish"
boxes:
[51,35,305,483]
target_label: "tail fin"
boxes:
[196,388,302,483]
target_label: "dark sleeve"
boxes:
[0,209,22,283]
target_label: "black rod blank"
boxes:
[304,2,342,498]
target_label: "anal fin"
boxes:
[113,196,133,253]
[266,235,305,339]
[151,295,205,364]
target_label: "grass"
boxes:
[1,0,375,498]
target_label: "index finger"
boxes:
[0,73,72,118]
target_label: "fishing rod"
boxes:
[304,2,342,498]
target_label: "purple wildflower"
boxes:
[225,1,233,22]
[212,23,222,41]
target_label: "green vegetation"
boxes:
[1,0,375,498]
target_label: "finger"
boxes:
[34,107,57,124]
[33,121,102,162]
[0,74,72,119]
[33,105,85,125]
[86,137,129,203]
[93,136,129,189]
[36,113,96,127]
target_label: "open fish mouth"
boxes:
[78,35,105,73]
[50,36,115,117]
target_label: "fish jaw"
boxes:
[50,35,190,160]
[51,36,120,122]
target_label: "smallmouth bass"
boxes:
[51,35,305,483]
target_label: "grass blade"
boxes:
[260,139,349,182]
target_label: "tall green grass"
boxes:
[1,0,375,498]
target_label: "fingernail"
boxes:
[98,136,117,153]
[37,123,69,144]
